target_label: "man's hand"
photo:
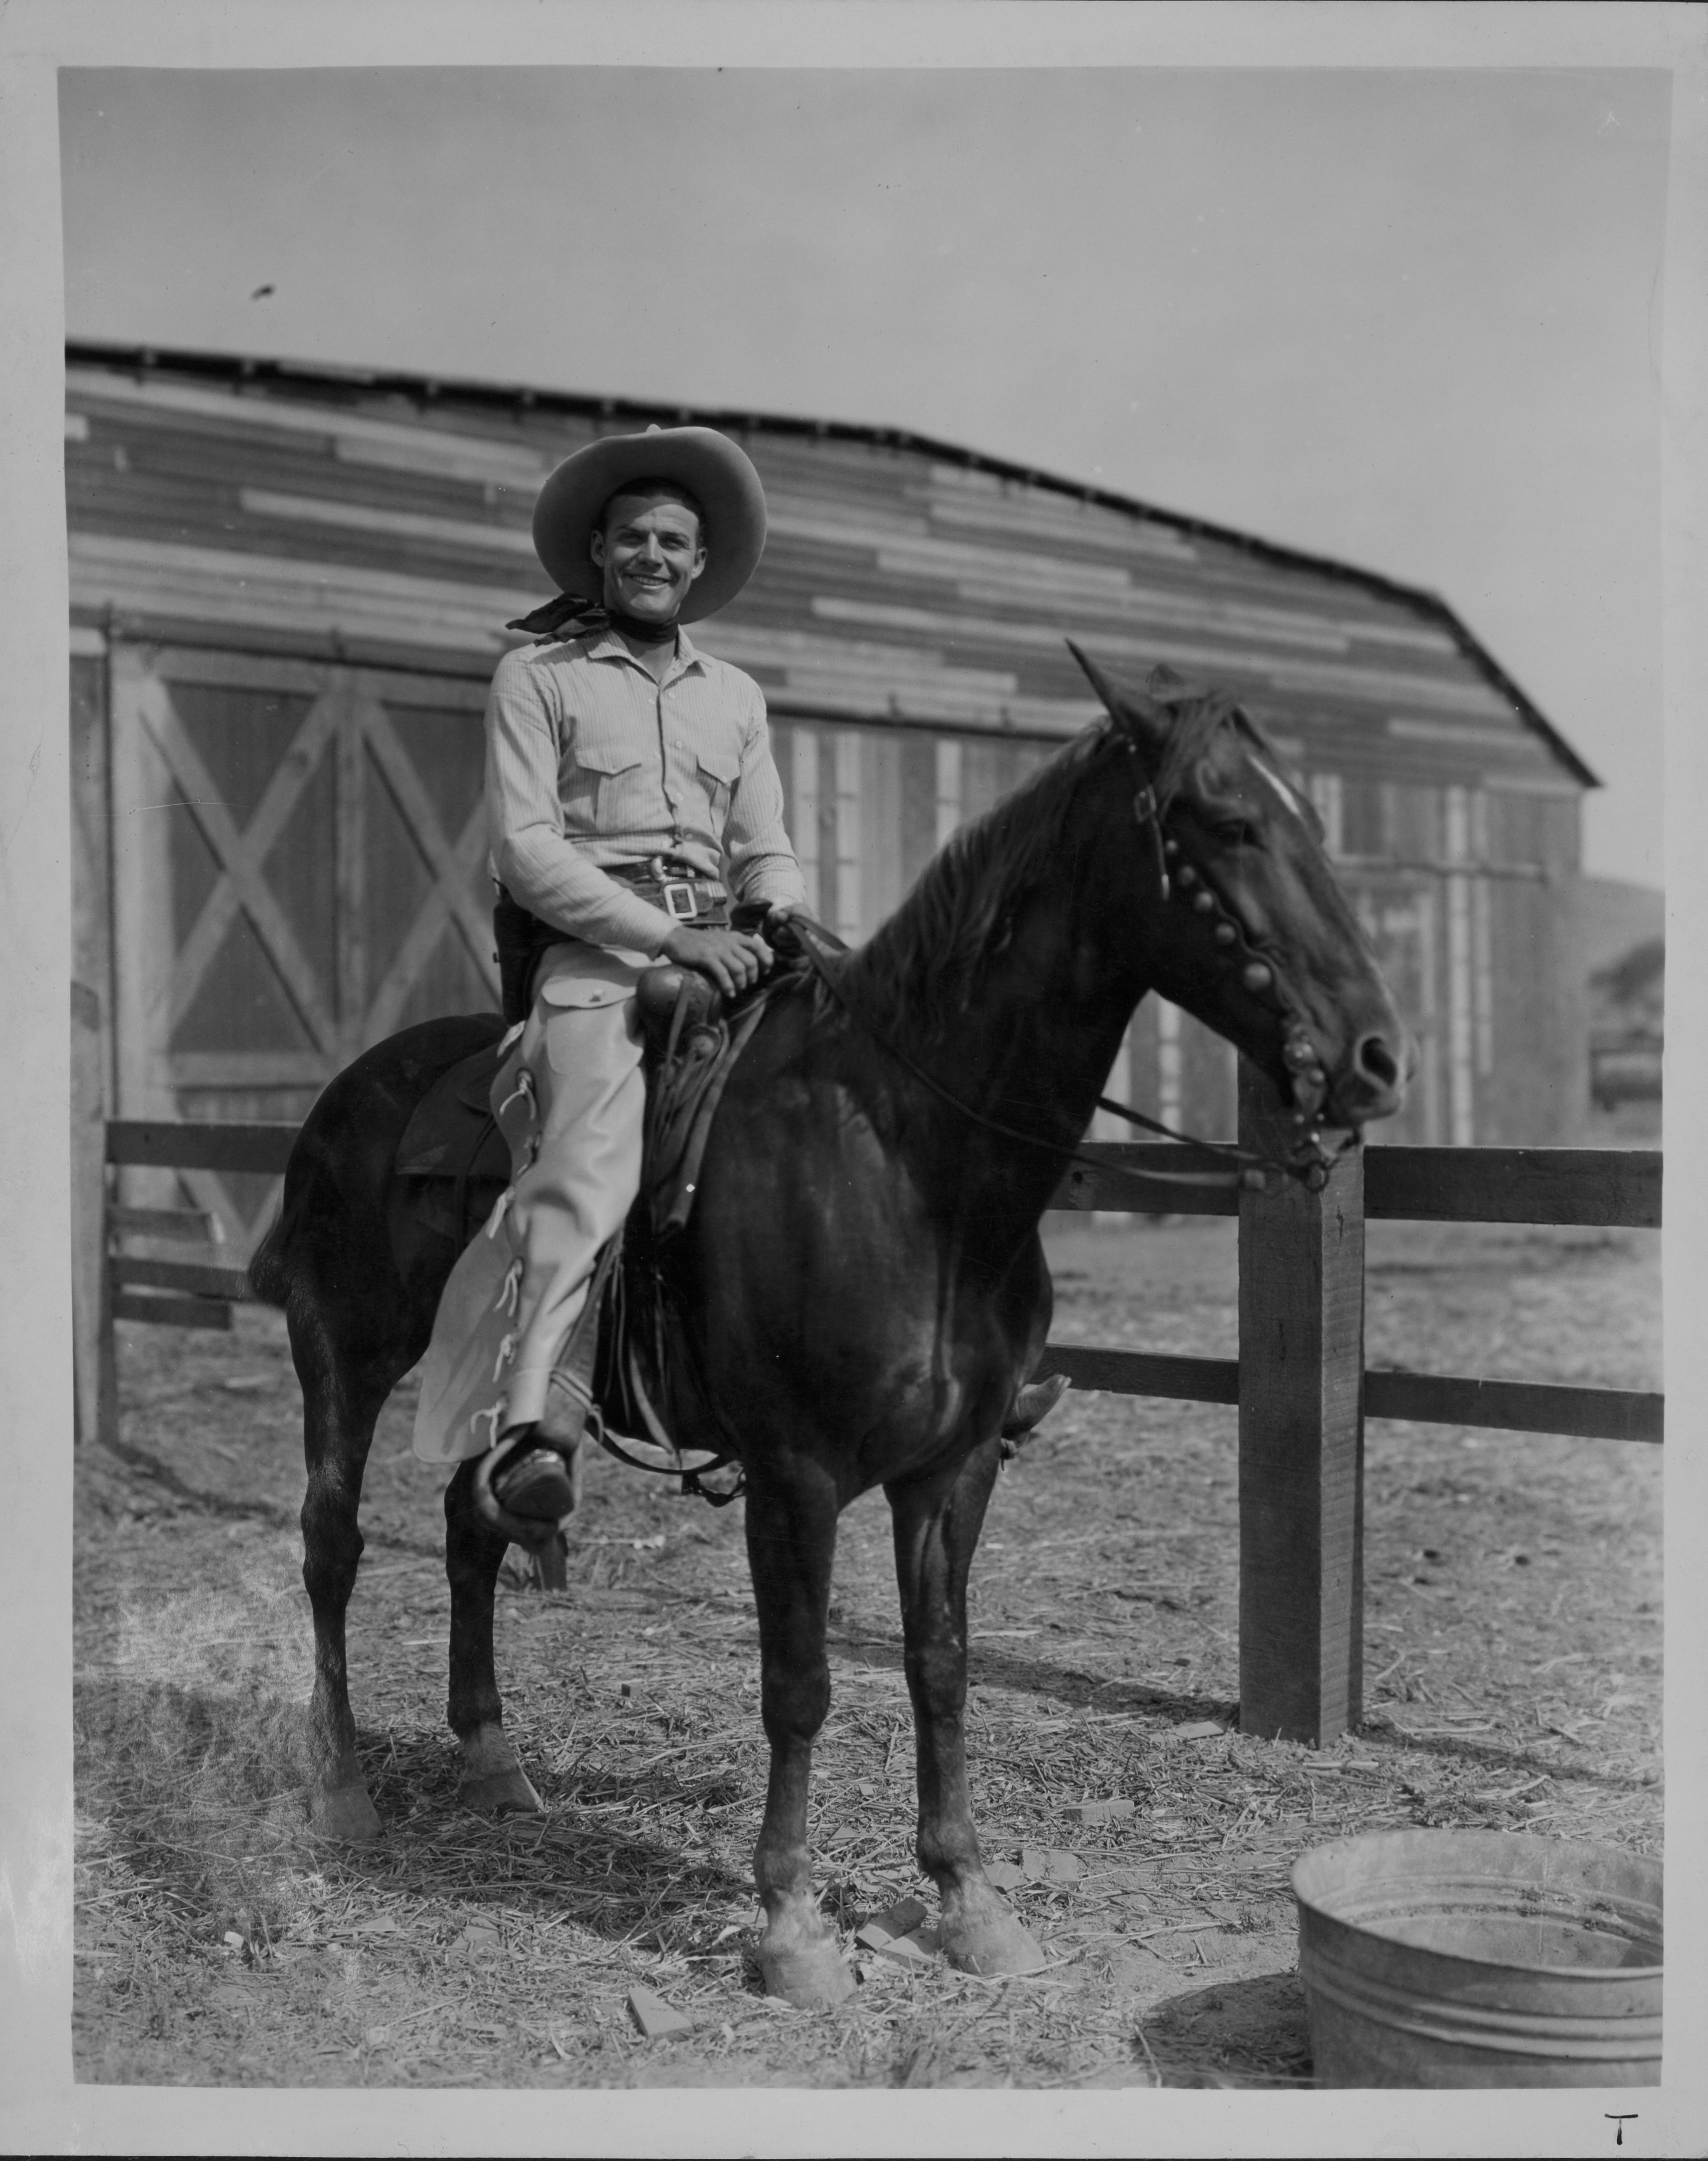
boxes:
[659,923,773,997]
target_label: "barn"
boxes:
[65,341,1596,1251]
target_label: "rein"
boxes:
[777,679,1367,1194]
[786,920,1343,1196]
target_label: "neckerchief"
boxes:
[505,592,678,647]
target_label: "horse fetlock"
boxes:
[457,1722,543,1816]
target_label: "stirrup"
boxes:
[472,1428,581,1551]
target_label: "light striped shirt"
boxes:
[485,626,806,955]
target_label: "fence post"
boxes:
[71,980,117,1447]
[1236,1063,1366,1745]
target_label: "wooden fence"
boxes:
[77,1069,1661,1748]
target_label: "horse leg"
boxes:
[887,1442,1047,1976]
[297,1324,391,1844]
[444,1460,544,1814]
[744,1462,856,2008]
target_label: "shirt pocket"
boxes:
[695,740,742,825]
[565,723,647,830]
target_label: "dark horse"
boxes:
[249,651,1411,2007]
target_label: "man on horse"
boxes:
[410,425,804,1535]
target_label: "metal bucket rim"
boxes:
[1292,1829,1662,1982]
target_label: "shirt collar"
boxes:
[585,623,705,682]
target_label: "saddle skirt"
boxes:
[394,949,813,1499]
[395,961,777,1244]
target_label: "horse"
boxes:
[247,648,1412,2008]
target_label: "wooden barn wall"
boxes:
[65,362,1573,785]
[67,357,1592,1218]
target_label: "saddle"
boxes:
[395,913,840,1499]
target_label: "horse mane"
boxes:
[839,721,1118,1042]
[835,669,1268,1046]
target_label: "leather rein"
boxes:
[781,734,1356,1197]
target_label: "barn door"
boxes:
[109,643,498,1250]
[1346,873,1442,1147]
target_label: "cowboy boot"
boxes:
[473,1424,581,1550]
[476,1364,591,1544]
[473,1233,620,1545]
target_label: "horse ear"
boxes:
[1065,640,1169,763]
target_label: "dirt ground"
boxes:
[72,1212,1662,2090]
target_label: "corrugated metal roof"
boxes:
[64,339,1596,790]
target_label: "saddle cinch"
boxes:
[394,910,838,1500]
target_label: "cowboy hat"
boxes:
[530,423,767,623]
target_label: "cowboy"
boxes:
[410,425,804,1531]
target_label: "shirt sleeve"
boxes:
[722,684,809,910]
[485,646,679,955]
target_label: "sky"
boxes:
[58,64,1672,888]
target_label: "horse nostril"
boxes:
[1354,1032,1400,1093]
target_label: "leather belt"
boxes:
[606,857,730,926]
[492,864,733,1028]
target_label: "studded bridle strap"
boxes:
[1119,727,1354,1190]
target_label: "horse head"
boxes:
[1070,643,1415,1136]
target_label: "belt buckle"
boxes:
[662,880,698,922]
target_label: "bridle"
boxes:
[788,715,1357,1197]
[1110,720,1356,1190]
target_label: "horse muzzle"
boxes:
[1323,1023,1415,1128]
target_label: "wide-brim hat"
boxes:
[530,423,767,623]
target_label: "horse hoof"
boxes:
[460,1765,544,1816]
[758,1939,858,2010]
[944,1910,1048,1977]
[311,1783,382,1844]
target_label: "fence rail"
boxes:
[86,1095,1661,1749]
[1054,1140,1662,1228]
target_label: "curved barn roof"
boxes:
[64,338,1595,791]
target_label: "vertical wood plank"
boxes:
[1443,784,1475,1146]
[108,643,173,1123]
[833,729,863,943]
[790,727,822,922]
[862,731,904,932]
[1414,882,1442,1147]
[899,733,938,892]
[1236,1063,1366,1746]
[1156,999,1183,1132]
[334,670,367,1063]
[107,643,180,1219]
[70,646,118,1442]
[934,737,963,851]
[1093,1026,1132,1229]
[71,982,115,1445]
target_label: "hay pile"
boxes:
[74,1217,1661,2087]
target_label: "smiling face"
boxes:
[589,486,708,624]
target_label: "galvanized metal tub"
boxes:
[1293,1829,1661,2088]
